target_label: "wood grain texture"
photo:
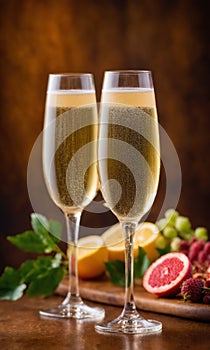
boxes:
[0,295,210,350]
[0,0,209,271]
[57,277,210,322]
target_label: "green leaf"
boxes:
[105,260,125,287]
[0,267,21,288]
[1,213,66,300]
[7,231,47,254]
[0,267,26,300]
[19,254,63,283]
[34,254,62,271]
[31,214,60,253]
[0,284,27,301]
[51,253,63,267]
[49,220,62,244]
[18,254,66,297]
[19,260,36,282]
[134,247,151,279]
[7,214,62,255]
[31,213,49,235]
[156,245,171,257]
[26,266,66,297]
[105,248,151,287]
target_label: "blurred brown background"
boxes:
[0,0,209,272]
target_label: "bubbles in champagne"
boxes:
[98,103,160,222]
[27,94,182,242]
[44,104,98,213]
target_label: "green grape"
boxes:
[170,237,182,251]
[165,208,179,219]
[188,229,195,237]
[175,216,191,233]
[178,231,192,241]
[155,235,167,249]
[163,227,178,239]
[164,208,179,226]
[156,218,168,231]
[194,227,208,241]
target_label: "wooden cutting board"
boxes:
[56,277,210,322]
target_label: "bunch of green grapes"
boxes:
[156,209,209,251]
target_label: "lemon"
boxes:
[77,235,108,279]
[135,222,161,261]
[101,223,127,261]
[102,222,161,262]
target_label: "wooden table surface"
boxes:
[0,295,209,350]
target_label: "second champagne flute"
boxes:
[96,70,162,334]
[40,73,104,319]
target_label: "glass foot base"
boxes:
[39,301,105,320]
[95,314,162,334]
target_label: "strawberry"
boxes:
[181,277,204,302]
[203,295,210,304]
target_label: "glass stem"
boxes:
[122,221,138,318]
[63,211,82,305]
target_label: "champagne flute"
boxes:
[40,73,104,319]
[96,70,162,334]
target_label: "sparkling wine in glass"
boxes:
[96,70,162,333]
[40,73,104,319]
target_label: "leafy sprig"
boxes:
[105,247,151,287]
[0,214,67,300]
[0,213,153,300]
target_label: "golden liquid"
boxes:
[43,91,98,214]
[98,89,160,222]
